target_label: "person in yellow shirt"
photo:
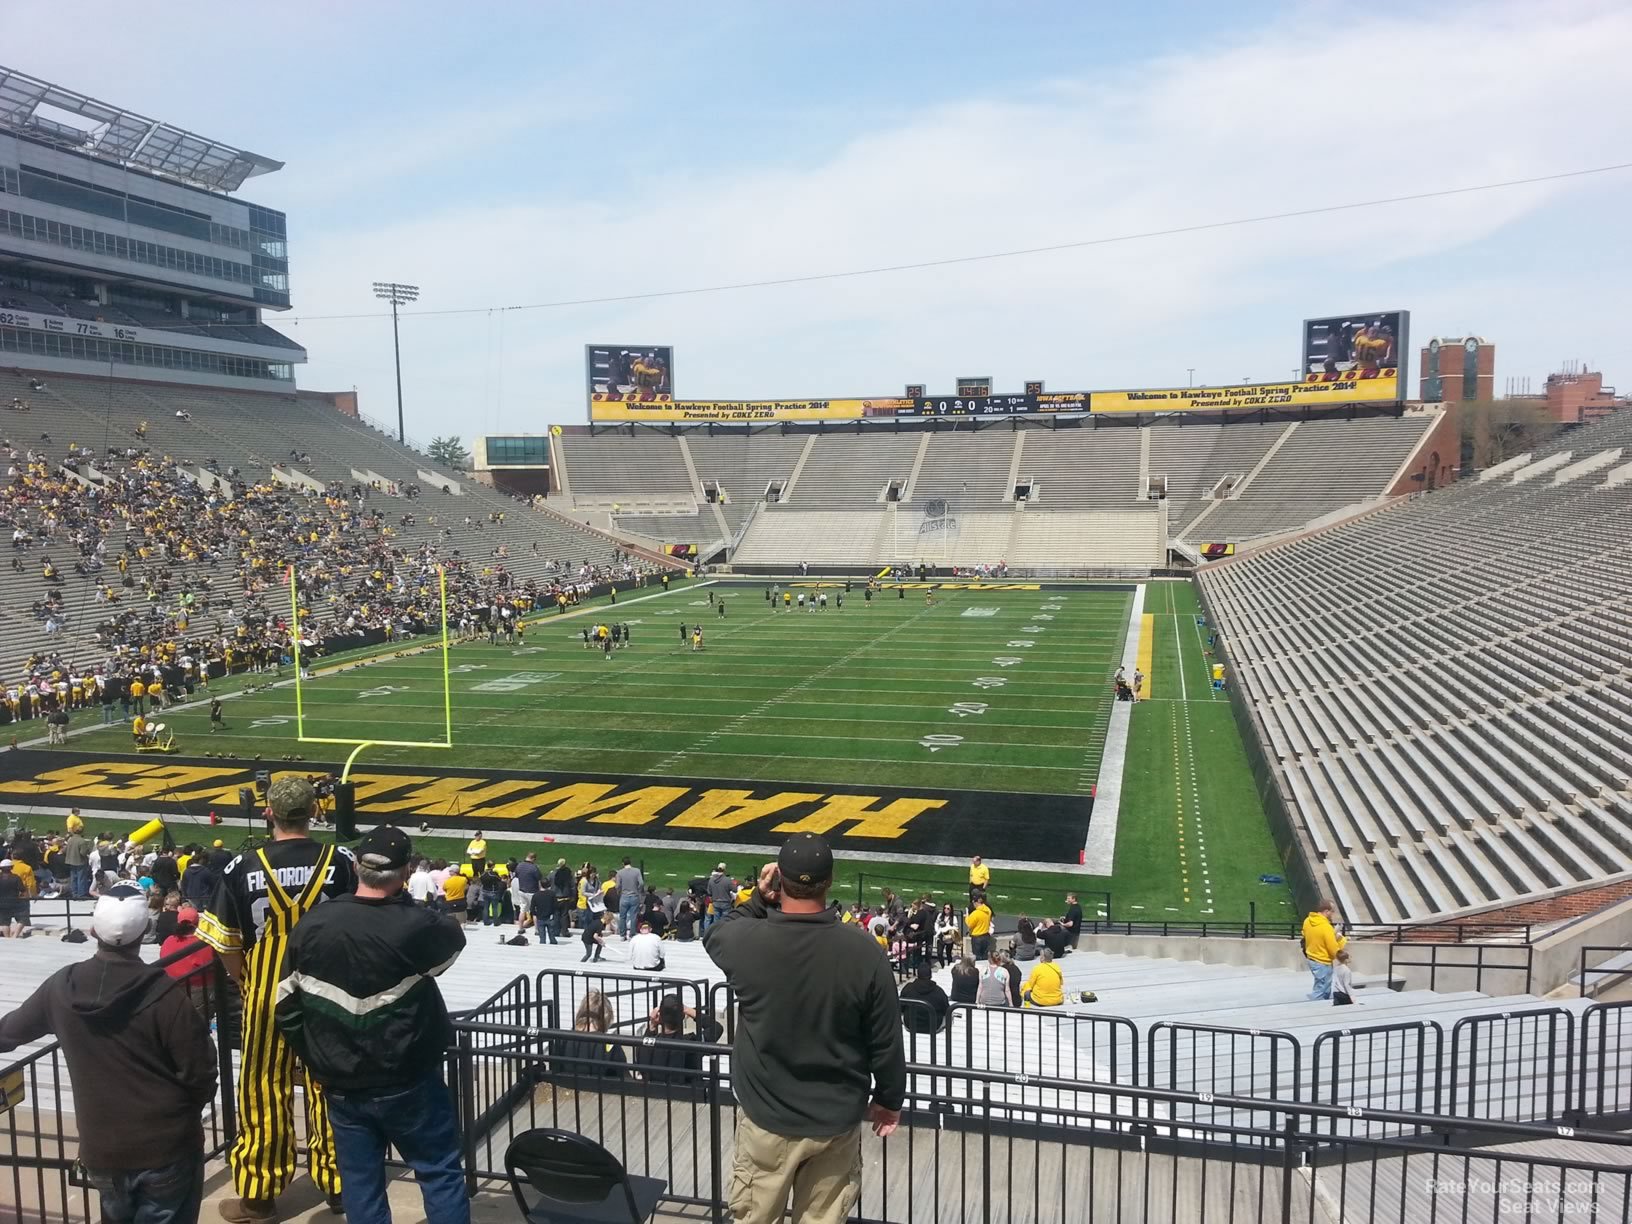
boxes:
[131,713,148,746]
[10,857,37,899]
[965,897,993,960]
[440,870,469,919]
[1022,949,1064,1008]
[65,808,84,835]
[968,855,990,905]
[466,831,488,877]
[1301,900,1346,1001]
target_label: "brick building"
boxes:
[1419,336,1494,403]
[1538,369,1620,424]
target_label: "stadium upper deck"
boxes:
[0,66,301,389]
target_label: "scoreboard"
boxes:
[893,391,1090,417]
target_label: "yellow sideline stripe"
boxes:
[1137,613,1155,698]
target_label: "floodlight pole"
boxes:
[389,298,404,443]
[372,281,420,444]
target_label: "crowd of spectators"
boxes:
[1,433,669,726]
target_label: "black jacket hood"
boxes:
[66,946,173,1025]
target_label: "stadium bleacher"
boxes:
[1186,413,1438,542]
[0,369,673,679]
[557,410,1440,567]
[1200,407,1632,924]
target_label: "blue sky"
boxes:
[7,0,1629,441]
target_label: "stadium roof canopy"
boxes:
[0,65,282,194]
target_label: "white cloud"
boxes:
[257,2,1632,437]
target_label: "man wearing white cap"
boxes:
[0,880,218,1222]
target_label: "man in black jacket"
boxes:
[275,825,468,1224]
[705,833,905,1224]
[0,881,217,1223]
[899,963,950,1035]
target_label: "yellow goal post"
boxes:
[286,562,454,780]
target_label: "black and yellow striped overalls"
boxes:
[229,843,341,1202]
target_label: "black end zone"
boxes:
[0,749,1092,863]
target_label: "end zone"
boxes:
[0,750,1097,872]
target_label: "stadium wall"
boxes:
[1388,403,1460,493]
[300,389,359,419]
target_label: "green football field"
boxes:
[27,579,1293,924]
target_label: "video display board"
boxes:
[586,344,675,402]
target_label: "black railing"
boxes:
[1309,1020,1441,1135]
[1387,938,1535,993]
[1449,1007,1575,1124]
[1083,907,1300,940]
[9,964,1632,1223]
[445,1019,1632,1224]
[1579,1001,1632,1124]
[531,966,711,1037]
[1578,943,1632,998]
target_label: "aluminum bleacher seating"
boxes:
[1186,414,1436,541]
[560,411,1434,567]
[1201,408,1632,923]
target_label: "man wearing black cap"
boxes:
[704,833,905,1224]
[275,825,469,1224]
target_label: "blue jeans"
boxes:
[70,864,91,899]
[1306,958,1334,1001]
[85,1152,203,1224]
[618,895,640,939]
[326,1071,469,1224]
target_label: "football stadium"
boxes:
[4,32,1632,1224]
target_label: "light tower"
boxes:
[371,281,420,443]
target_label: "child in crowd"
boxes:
[1332,949,1355,1006]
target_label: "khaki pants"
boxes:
[729,1114,861,1224]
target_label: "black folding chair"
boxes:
[504,1128,666,1223]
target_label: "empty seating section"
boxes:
[733,506,1165,569]
[0,370,643,673]
[1015,426,1142,508]
[731,511,892,565]
[786,433,924,508]
[546,411,1438,562]
[909,428,1021,506]
[684,433,808,528]
[559,433,694,499]
[1147,421,1285,529]
[611,512,719,544]
[1200,408,1632,924]
[1192,415,1433,542]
